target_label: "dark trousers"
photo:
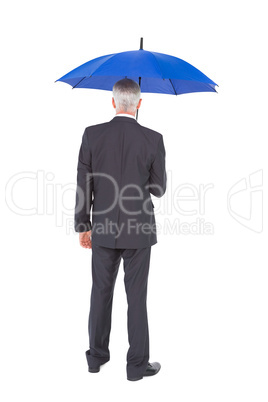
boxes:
[85,242,151,379]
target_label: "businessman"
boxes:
[74,78,167,381]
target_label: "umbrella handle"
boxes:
[136,75,141,121]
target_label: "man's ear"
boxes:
[112,97,116,109]
[137,99,142,109]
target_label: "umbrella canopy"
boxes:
[56,39,217,96]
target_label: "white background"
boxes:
[1,0,267,401]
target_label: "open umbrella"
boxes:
[56,38,218,120]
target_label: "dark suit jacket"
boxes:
[74,115,167,249]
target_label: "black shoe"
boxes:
[88,366,100,373]
[88,360,109,373]
[127,362,161,381]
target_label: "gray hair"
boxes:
[112,78,141,113]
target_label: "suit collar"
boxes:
[110,116,138,124]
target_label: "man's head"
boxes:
[112,78,142,116]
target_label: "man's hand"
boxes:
[79,231,92,249]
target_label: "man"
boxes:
[74,78,167,381]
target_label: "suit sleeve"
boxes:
[74,129,94,232]
[148,135,167,198]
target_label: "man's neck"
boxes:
[115,112,136,119]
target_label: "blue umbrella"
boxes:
[56,38,217,119]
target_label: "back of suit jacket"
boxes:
[74,115,167,249]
